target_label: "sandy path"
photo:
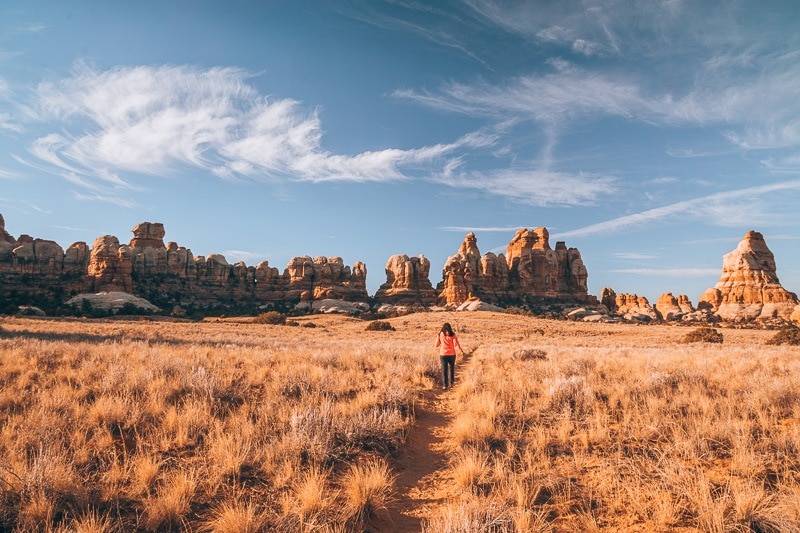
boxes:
[380,351,474,532]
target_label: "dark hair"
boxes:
[441,322,455,336]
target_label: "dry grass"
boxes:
[1,312,798,531]
[0,314,429,531]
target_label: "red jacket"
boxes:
[436,332,462,356]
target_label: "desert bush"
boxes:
[766,327,800,346]
[365,320,395,331]
[254,311,287,325]
[512,348,547,361]
[681,326,724,343]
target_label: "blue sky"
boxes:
[1,0,799,303]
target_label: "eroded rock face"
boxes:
[373,254,437,305]
[87,236,133,292]
[698,230,798,322]
[437,228,591,306]
[600,287,617,312]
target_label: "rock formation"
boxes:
[373,254,437,305]
[654,292,695,321]
[0,214,369,314]
[285,256,367,301]
[437,228,592,307]
[612,293,658,322]
[698,230,798,322]
[87,236,133,292]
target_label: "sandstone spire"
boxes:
[698,230,798,321]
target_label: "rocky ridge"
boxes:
[2,214,799,326]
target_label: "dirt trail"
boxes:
[381,351,474,532]
[381,389,452,531]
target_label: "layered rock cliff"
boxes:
[436,229,593,306]
[698,230,798,322]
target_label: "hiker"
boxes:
[435,322,464,389]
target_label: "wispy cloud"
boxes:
[613,252,659,260]
[72,192,141,209]
[21,63,497,199]
[610,268,720,277]
[436,165,615,206]
[438,225,524,233]
[555,179,800,239]
[220,250,268,264]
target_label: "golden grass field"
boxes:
[1,312,799,532]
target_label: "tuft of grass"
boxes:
[142,469,198,531]
[451,448,491,494]
[681,327,724,343]
[339,458,395,529]
[201,499,265,533]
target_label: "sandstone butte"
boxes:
[698,230,799,322]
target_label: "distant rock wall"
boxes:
[0,215,368,311]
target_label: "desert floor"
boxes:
[1,312,798,532]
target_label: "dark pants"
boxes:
[440,355,456,388]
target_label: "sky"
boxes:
[1,0,799,303]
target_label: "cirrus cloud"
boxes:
[22,63,496,197]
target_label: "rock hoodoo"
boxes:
[654,292,695,321]
[437,228,592,307]
[698,230,798,322]
[373,254,437,305]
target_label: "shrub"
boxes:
[254,311,287,325]
[766,327,800,346]
[302,322,317,329]
[365,320,395,332]
[512,348,547,361]
[681,327,723,344]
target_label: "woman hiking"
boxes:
[435,322,464,390]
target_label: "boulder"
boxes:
[294,299,370,315]
[66,291,159,312]
[456,299,505,312]
[698,230,798,322]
